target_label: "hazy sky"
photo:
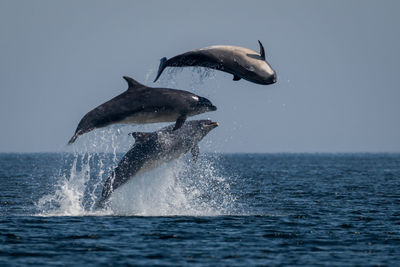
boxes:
[0,0,399,153]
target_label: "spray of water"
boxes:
[108,155,236,216]
[157,67,217,90]
[36,153,111,216]
[36,129,237,217]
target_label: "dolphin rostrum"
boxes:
[68,76,217,144]
[96,119,219,208]
[154,40,277,85]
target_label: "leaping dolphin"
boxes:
[96,119,219,208]
[154,40,277,85]
[68,76,217,144]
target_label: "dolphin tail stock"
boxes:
[95,191,113,210]
[94,178,114,210]
[153,57,168,82]
[94,197,106,210]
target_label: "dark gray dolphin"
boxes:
[68,76,217,144]
[154,40,277,85]
[96,119,219,208]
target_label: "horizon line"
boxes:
[1,151,399,155]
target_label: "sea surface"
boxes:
[0,153,399,266]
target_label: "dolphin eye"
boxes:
[191,96,199,101]
[246,65,255,72]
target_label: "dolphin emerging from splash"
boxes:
[154,40,277,85]
[68,76,217,144]
[95,119,219,208]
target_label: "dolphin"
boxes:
[154,40,277,85]
[95,119,219,208]
[68,76,217,144]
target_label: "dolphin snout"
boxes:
[262,73,277,85]
[204,121,219,129]
[209,105,217,111]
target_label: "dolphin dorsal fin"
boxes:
[123,76,145,90]
[258,40,265,60]
[129,132,153,143]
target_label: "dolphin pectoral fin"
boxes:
[173,114,187,130]
[258,40,266,60]
[191,145,200,162]
[233,75,241,81]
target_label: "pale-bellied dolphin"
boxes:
[95,119,219,208]
[154,40,277,85]
[68,76,217,144]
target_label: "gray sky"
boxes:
[0,0,399,153]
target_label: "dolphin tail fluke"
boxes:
[153,57,168,82]
[68,128,85,145]
[67,133,79,145]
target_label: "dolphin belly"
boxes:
[119,111,180,124]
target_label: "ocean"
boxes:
[0,153,399,265]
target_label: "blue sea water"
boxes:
[0,153,399,266]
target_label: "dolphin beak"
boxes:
[205,121,219,129]
[209,105,217,111]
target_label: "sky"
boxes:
[0,0,399,153]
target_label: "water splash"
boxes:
[36,153,112,216]
[109,155,237,216]
[36,131,237,216]
[157,67,217,90]
[191,67,217,84]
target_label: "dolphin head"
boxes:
[179,119,219,141]
[256,62,277,85]
[198,119,219,134]
[192,95,217,114]
[245,41,277,85]
[245,58,277,85]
